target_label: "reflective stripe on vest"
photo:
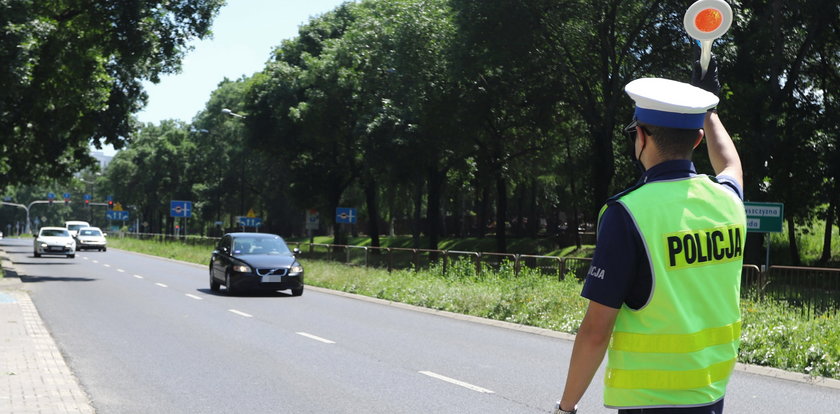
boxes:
[602,176,746,409]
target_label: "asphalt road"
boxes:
[2,238,839,413]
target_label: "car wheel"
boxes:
[68,254,75,259]
[210,268,220,292]
[291,287,304,297]
[225,272,237,295]
[34,251,41,258]
[102,247,107,252]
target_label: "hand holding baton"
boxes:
[684,0,733,79]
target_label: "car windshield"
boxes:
[67,224,86,231]
[232,237,291,255]
[41,229,69,237]
[79,229,101,236]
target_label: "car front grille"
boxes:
[256,268,288,276]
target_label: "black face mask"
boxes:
[624,119,646,174]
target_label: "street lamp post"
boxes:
[221,108,249,227]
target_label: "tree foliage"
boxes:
[0,0,223,185]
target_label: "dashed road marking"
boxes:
[155,283,168,288]
[228,309,253,318]
[117,269,125,273]
[103,264,111,268]
[418,371,494,394]
[133,275,143,279]
[296,332,336,344]
[185,294,203,301]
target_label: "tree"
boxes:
[0,0,223,186]
[727,0,840,264]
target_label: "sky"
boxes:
[98,0,347,155]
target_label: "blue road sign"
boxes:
[47,192,55,200]
[107,211,129,220]
[170,200,193,218]
[83,194,91,201]
[63,192,71,199]
[336,207,357,224]
[238,217,262,227]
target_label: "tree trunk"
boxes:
[495,174,508,253]
[528,181,539,237]
[591,125,616,210]
[477,185,489,238]
[364,180,380,248]
[786,218,800,266]
[819,195,837,265]
[565,133,582,249]
[426,168,445,251]
[329,183,346,246]
[411,176,423,249]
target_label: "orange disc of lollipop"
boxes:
[695,8,723,33]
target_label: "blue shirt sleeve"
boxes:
[715,174,744,200]
[581,203,644,309]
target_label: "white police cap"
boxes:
[625,78,719,129]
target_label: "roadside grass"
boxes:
[108,237,212,266]
[286,235,595,257]
[109,236,839,379]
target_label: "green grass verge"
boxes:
[285,235,595,257]
[108,236,839,379]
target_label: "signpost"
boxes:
[237,208,262,231]
[306,209,319,244]
[170,200,193,237]
[744,201,784,271]
[238,217,262,228]
[335,207,357,224]
[106,210,129,220]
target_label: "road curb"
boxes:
[111,247,840,391]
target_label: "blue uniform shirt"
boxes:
[581,160,744,310]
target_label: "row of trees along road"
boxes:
[3,0,839,266]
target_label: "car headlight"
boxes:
[40,242,47,248]
[232,264,251,273]
[290,263,303,274]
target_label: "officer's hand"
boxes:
[690,44,720,96]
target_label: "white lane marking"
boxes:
[228,309,253,318]
[117,269,125,273]
[92,260,99,264]
[133,274,144,279]
[103,264,111,268]
[418,371,495,394]
[185,294,203,301]
[83,257,89,260]
[295,332,336,344]
[155,283,168,288]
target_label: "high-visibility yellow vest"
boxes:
[602,176,746,409]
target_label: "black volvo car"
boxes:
[209,233,304,296]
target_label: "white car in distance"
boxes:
[76,227,107,252]
[65,220,90,238]
[34,227,76,258]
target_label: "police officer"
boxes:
[554,56,746,414]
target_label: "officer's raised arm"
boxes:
[691,53,743,188]
[704,111,742,188]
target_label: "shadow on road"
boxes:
[21,275,97,283]
[14,260,76,265]
[195,288,293,298]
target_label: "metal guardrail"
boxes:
[126,233,839,316]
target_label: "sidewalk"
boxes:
[1,254,95,413]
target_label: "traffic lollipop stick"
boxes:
[684,0,733,78]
